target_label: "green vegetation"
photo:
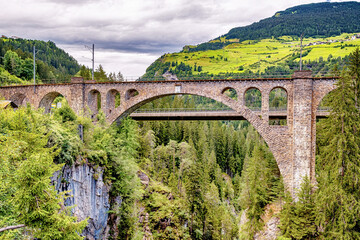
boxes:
[0,37,80,82]
[2,2,360,238]
[189,2,360,52]
[0,106,88,239]
[144,34,360,79]
[2,48,360,239]
[278,48,360,239]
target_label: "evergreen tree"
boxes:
[0,107,87,239]
[94,64,108,82]
[3,50,22,77]
[315,63,360,239]
[279,177,317,239]
[79,65,91,80]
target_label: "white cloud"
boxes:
[0,0,357,76]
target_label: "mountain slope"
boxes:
[143,1,360,79]
[226,1,360,40]
[189,1,360,52]
[0,37,80,82]
[143,33,360,79]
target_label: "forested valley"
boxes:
[2,1,360,237]
[1,48,360,239]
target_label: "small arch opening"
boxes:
[317,93,331,112]
[39,92,69,114]
[222,87,238,100]
[244,88,261,111]
[88,90,101,119]
[106,89,121,116]
[126,89,139,100]
[10,93,28,106]
[269,87,288,111]
[269,87,288,125]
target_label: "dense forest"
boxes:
[0,37,80,82]
[1,1,360,238]
[189,2,360,52]
[1,49,360,239]
[0,37,125,86]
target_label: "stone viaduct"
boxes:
[0,71,337,195]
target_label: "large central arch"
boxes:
[106,86,291,191]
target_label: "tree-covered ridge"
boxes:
[187,1,360,52]
[0,37,80,82]
[226,2,360,40]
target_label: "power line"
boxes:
[85,44,95,81]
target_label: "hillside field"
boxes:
[161,33,360,75]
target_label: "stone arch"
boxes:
[221,87,238,100]
[312,79,337,112]
[244,87,262,111]
[106,89,120,116]
[39,91,66,113]
[316,87,337,111]
[269,87,288,111]
[125,89,139,100]
[10,93,28,106]
[88,89,101,119]
[108,89,289,182]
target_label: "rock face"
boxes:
[53,164,110,240]
[254,217,280,240]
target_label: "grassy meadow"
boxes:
[162,33,360,75]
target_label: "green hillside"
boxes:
[0,37,80,84]
[144,33,360,79]
[226,1,360,40]
[189,1,360,52]
[143,1,360,80]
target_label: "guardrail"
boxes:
[134,107,291,113]
[134,108,233,113]
[317,106,331,111]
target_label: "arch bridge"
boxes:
[0,71,337,195]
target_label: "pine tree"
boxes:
[0,107,87,239]
[279,177,317,239]
[315,50,360,239]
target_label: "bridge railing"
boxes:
[269,107,287,112]
[317,106,331,112]
[133,108,234,113]
[133,107,290,113]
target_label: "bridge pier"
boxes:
[291,71,315,194]
[68,77,86,115]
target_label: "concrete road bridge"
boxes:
[0,71,337,196]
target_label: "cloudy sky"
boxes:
[0,0,355,77]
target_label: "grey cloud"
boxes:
[2,0,359,76]
[39,0,97,4]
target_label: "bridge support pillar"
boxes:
[69,77,86,115]
[261,91,269,122]
[292,71,314,196]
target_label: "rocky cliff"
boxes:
[53,164,110,240]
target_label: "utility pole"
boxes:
[299,33,304,71]
[33,46,36,93]
[85,44,95,80]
